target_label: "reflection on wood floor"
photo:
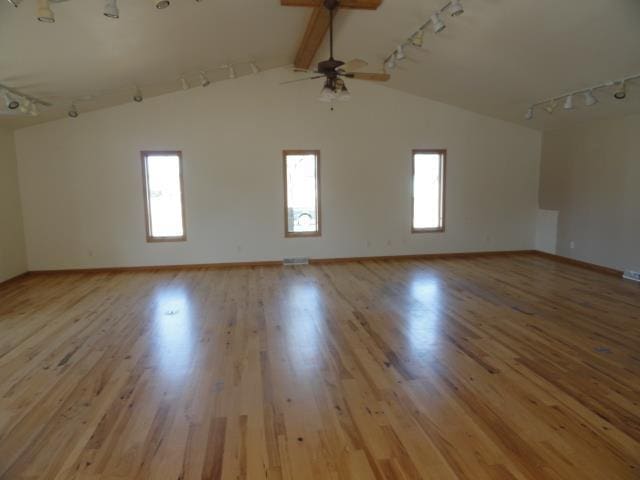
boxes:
[0,253,639,479]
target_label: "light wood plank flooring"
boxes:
[0,253,639,479]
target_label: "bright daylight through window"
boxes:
[284,151,320,236]
[142,151,186,241]
[412,150,445,232]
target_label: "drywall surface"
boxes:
[0,128,26,282]
[540,113,640,272]
[15,68,541,270]
[534,209,558,254]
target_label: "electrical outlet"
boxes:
[569,241,575,249]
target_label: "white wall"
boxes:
[540,113,640,272]
[15,68,542,270]
[0,127,27,282]
[534,209,558,254]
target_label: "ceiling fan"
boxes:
[282,0,390,102]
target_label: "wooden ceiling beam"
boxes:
[284,0,383,70]
[294,6,331,70]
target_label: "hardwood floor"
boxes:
[0,253,639,479]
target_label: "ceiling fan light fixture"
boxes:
[318,79,337,103]
[449,0,464,17]
[583,90,598,106]
[336,79,351,102]
[36,0,55,23]
[152,0,170,9]
[613,81,626,100]
[104,0,119,18]
[431,13,445,33]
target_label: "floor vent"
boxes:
[283,257,309,266]
[623,270,640,282]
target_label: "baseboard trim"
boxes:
[17,251,629,278]
[27,250,537,274]
[0,271,30,288]
[533,251,624,277]
[29,260,283,275]
[309,250,537,264]
[16,250,631,282]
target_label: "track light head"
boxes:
[199,72,211,87]
[450,0,464,17]
[525,107,534,121]
[30,102,39,116]
[395,45,406,61]
[563,95,574,111]
[614,81,626,100]
[431,13,445,33]
[385,54,396,71]
[104,0,119,18]
[584,90,598,107]
[250,62,260,75]
[180,77,189,90]
[228,65,236,79]
[411,29,424,47]
[37,0,55,23]
[152,0,170,9]
[2,91,20,110]
[68,104,79,118]
[19,98,31,114]
[544,100,557,114]
[7,0,22,7]
[133,88,143,102]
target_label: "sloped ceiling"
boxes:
[1,0,639,130]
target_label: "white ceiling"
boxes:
[1,0,639,130]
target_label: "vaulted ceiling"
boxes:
[1,0,639,130]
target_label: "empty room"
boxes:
[1,0,639,478]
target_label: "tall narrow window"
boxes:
[141,151,186,242]
[412,150,446,232]
[283,150,321,237]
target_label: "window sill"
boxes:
[411,228,445,234]
[285,232,321,238]
[146,236,187,243]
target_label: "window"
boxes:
[283,150,321,237]
[141,151,186,242]
[412,150,446,232]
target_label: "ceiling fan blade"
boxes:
[346,72,391,82]
[280,75,325,85]
[339,58,368,73]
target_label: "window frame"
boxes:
[141,150,187,243]
[283,150,322,238]
[411,149,446,234]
